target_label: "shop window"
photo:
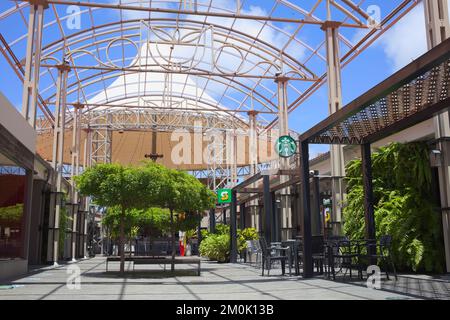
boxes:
[0,165,27,259]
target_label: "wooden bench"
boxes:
[105,257,134,271]
[106,256,201,275]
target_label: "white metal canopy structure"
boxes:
[0,0,424,265]
[0,0,421,169]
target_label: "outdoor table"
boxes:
[283,239,302,275]
[269,242,292,275]
[324,238,374,280]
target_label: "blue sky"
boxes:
[0,1,442,158]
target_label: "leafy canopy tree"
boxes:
[75,163,162,274]
[148,164,216,271]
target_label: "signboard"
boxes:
[217,189,232,204]
[275,135,297,158]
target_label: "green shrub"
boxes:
[199,226,259,262]
[343,142,445,273]
[199,233,230,262]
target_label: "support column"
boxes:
[21,1,47,128]
[209,208,216,233]
[361,144,376,241]
[197,212,202,257]
[300,140,313,278]
[222,207,227,225]
[272,193,281,242]
[80,130,92,258]
[48,62,70,265]
[239,203,246,230]
[230,190,238,263]
[91,113,112,165]
[276,75,291,241]
[70,104,82,261]
[248,111,259,176]
[290,184,300,238]
[263,175,273,243]
[258,204,264,237]
[322,20,346,236]
[247,111,260,230]
[312,171,322,236]
[424,0,450,273]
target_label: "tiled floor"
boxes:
[0,257,448,300]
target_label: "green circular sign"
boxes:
[275,135,297,158]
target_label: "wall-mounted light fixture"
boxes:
[430,149,442,167]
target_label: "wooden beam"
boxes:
[299,38,450,143]
[300,141,313,278]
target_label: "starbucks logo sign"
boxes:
[275,135,297,158]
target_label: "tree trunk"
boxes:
[119,207,126,274]
[170,208,176,272]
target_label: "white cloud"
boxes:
[378,1,450,71]
[378,2,427,71]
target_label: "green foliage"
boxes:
[0,204,23,221]
[75,161,216,272]
[103,207,141,239]
[343,142,445,273]
[148,163,216,213]
[199,234,230,262]
[239,227,259,241]
[58,205,70,257]
[75,163,161,210]
[215,224,230,235]
[199,225,258,262]
[184,229,197,242]
[75,163,163,273]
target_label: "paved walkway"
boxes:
[0,257,448,300]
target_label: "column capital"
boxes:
[72,103,84,110]
[56,63,72,72]
[28,0,49,9]
[247,110,259,117]
[320,20,342,31]
[274,75,289,84]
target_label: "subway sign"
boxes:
[217,189,232,204]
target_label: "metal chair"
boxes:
[311,236,326,274]
[259,238,291,276]
[329,239,362,280]
[363,235,397,280]
[245,240,261,266]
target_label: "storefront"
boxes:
[0,92,36,280]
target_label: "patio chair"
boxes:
[246,240,262,266]
[330,239,362,280]
[312,236,326,274]
[363,235,397,280]
[259,238,291,276]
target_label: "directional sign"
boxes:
[217,189,232,204]
[275,135,297,158]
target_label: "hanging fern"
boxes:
[343,142,445,273]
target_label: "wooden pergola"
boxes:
[229,37,450,278]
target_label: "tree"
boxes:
[75,163,161,274]
[147,164,216,271]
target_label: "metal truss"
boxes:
[36,107,248,134]
[1,0,420,129]
[0,0,422,180]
